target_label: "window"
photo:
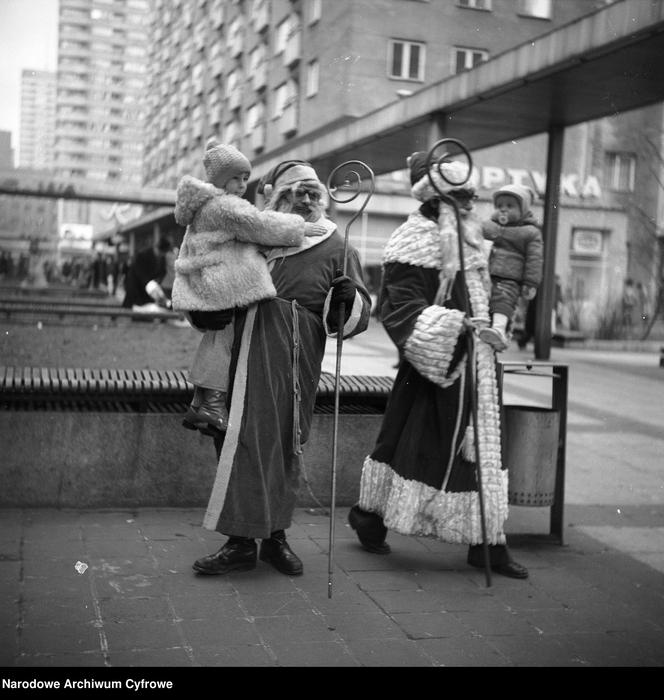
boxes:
[273,80,297,118]
[275,16,292,54]
[605,152,636,192]
[306,0,322,24]
[518,0,551,19]
[306,59,319,97]
[452,46,488,73]
[388,40,425,81]
[458,0,491,9]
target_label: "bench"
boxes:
[0,367,392,509]
[0,300,181,324]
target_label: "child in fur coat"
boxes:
[479,184,543,351]
[172,139,325,435]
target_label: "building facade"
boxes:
[55,0,151,234]
[137,0,662,333]
[19,70,57,171]
[142,0,603,189]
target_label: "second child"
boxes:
[172,138,325,434]
[479,184,543,351]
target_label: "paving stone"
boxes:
[391,611,468,639]
[169,592,245,621]
[344,638,434,667]
[177,616,261,647]
[269,640,359,667]
[108,646,193,667]
[192,643,274,667]
[236,591,313,617]
[101,619,183,652]
[416,635,511,667]
[99,595,174,622]
[252,613,336,645]
[322,610,404,639]
[20,622,101,655]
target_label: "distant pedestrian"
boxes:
[121,236,172,309]
[622,278,638,332]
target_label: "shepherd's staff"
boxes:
[425,138,492,588]
[325,160,375,599]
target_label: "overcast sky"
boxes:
[0,0,59,153]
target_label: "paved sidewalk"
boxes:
[1,504,663,668]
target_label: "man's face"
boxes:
[448,189,477,217]
[279,183,324,220]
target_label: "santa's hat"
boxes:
[257,160,325,207]
[408,154,472,203]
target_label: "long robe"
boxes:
[358,204,509,545]
[202,221,372,539]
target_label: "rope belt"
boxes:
[291,300,303,455]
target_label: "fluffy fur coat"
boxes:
[171,175,307,311]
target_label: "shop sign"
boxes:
[470,167,602,199]
[571,228,604,256]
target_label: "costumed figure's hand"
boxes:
[521,285,537,301]
[330,271,357,312]
[189,309,235,330]
[304,222,327,238]
[464,316,490,332]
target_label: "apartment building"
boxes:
[143,0,603,189]
[19,70,57,171]
[55,0,151,232]
[138,0,661,332]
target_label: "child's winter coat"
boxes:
[172,175,307,312]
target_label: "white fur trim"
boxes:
[359,457,507,545]
[203,305,258,531]
[404,305,467,389]
[382,212,443,269]
[323,288,364,338]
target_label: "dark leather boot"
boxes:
[348,505,391,554]
[196,389,229,434]
[259,530,303,576]
[467,544,529,579]
[182,385,206,431]
[192,537,257,575]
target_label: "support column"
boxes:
[535,124,565,360]
[426,113,446,147]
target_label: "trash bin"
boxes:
[502,405,560,506]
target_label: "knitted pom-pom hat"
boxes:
[203,138,252,188]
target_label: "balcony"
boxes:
[253,2,269,32]
[279,102,297,136]
[252,60,267,91]
[228,26,244,57]
[227,88,241,111]
[283,28,301,67]
[250,122,266,152]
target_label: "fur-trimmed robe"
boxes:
[201,219,373,538]
[357,202,509,545]
[171,175,307,312]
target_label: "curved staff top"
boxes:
[324,160,375,599]
[424,138,493,588]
